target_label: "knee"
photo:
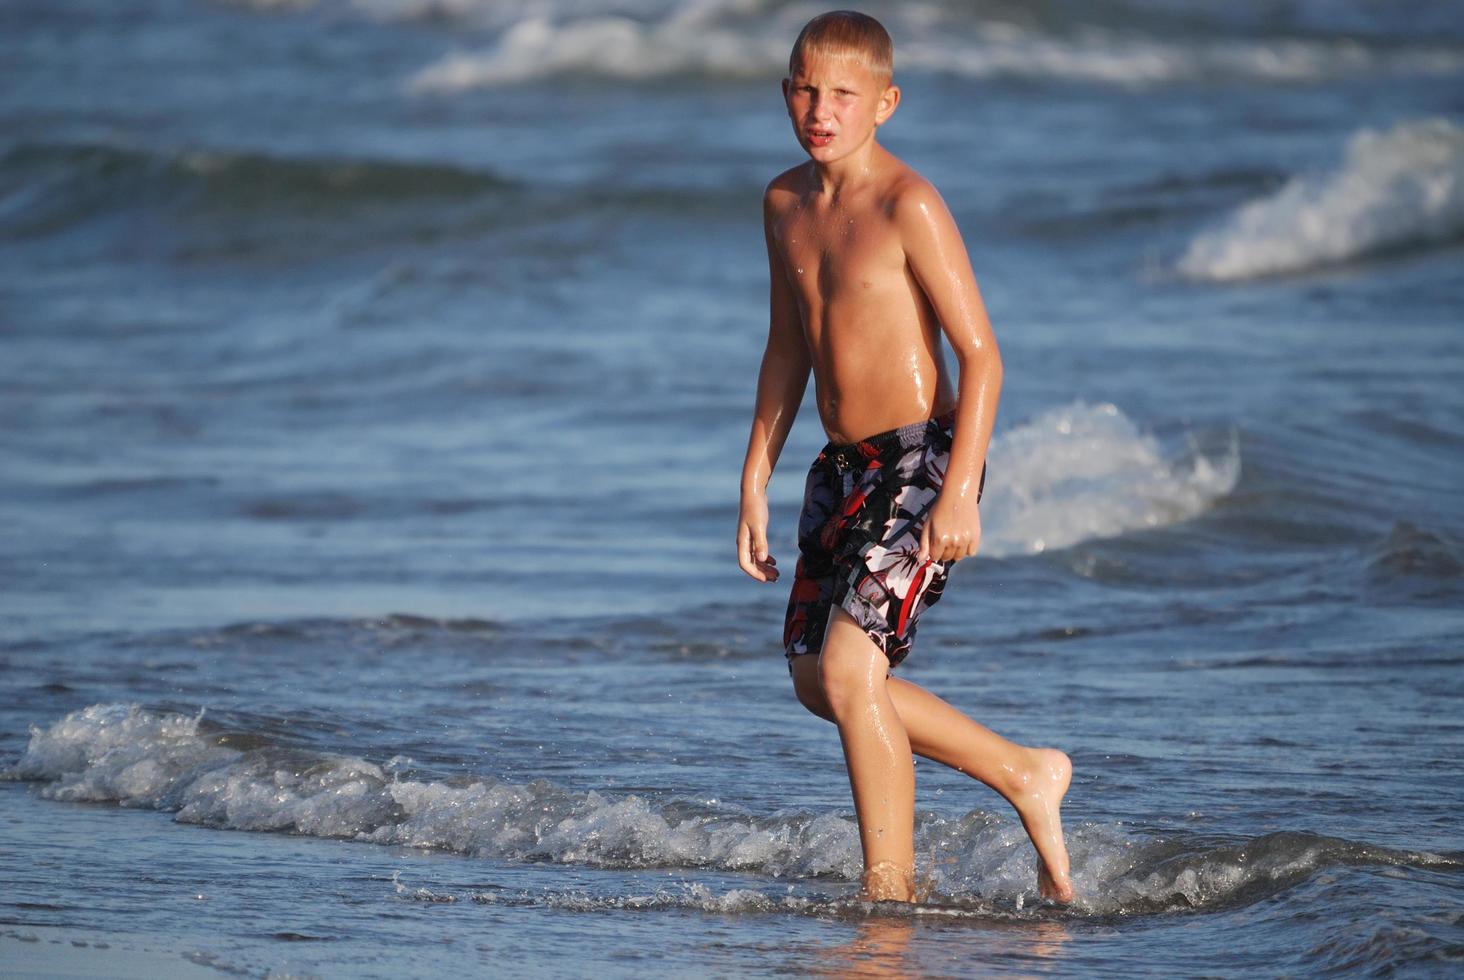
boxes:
[789,657,835,722]
[817,649,877,721]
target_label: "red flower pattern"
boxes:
[782,415,984,673]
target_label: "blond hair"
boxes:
[788,10,894,88]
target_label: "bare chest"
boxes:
[774,205,903,300]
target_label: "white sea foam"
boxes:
[980,402,1239,558]
[220,0,1464,89]
[225,0,315,10]
[1179,118,1464,281]
[3,703,866,878]
[901,28,1464,88]
[7,703,1445,915]
[400,4,1464,92]
[405,5,784,92]
[215,0,1464,90]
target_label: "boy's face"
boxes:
[782,51,898,164]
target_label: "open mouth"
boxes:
[806,129,835,146]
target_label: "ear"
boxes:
[875,84,901,126]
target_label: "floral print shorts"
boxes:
[783,411,985,672]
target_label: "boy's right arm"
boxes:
[738,187,810,583]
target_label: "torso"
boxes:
[767,156,956,444]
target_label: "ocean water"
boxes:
[2,0,1463,975]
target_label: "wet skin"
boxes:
[736,48,1074,904]
[768,126,955,447]
[739,50,1001,571]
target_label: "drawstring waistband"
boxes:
[817,411,956,471]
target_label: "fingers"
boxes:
[753,527,778,579]
[922,521,961,564]
[753,527,770,564]
[922,526,980,564]
[958,523,982,561]
[736,522,762,581]
[737,522,779,582]
[947,533,980,562]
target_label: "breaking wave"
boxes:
[981,402,1239,557]
[398,3,1464,92]
[9,703,1453,917]
[1178,118,1464,281]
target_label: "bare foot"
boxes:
[1005,747,1074,903]
[860,860,916,903]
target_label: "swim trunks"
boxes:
[783,411,985,672]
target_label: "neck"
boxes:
[811,137,882,195]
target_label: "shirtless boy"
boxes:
[736,10,1075,904]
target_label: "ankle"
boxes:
[861,860,915,902]
[997,745,1043,798]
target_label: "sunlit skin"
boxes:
[736,47,1076,904]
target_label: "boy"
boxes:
[736,10,1075,904]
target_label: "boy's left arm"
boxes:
[894,181,1003,563]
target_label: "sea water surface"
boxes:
[2,0,1463,976]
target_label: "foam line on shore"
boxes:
[8,703,1454,917]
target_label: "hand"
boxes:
[918,492,982,564]
[737,492,780,583]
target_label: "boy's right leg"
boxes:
[817,608,918,902]
[789,655,1075,902]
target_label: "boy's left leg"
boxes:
[818,606,917,902]
[791,645,1075,903]
[883,675,1074,902]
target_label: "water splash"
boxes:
[980,402,1239,557]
